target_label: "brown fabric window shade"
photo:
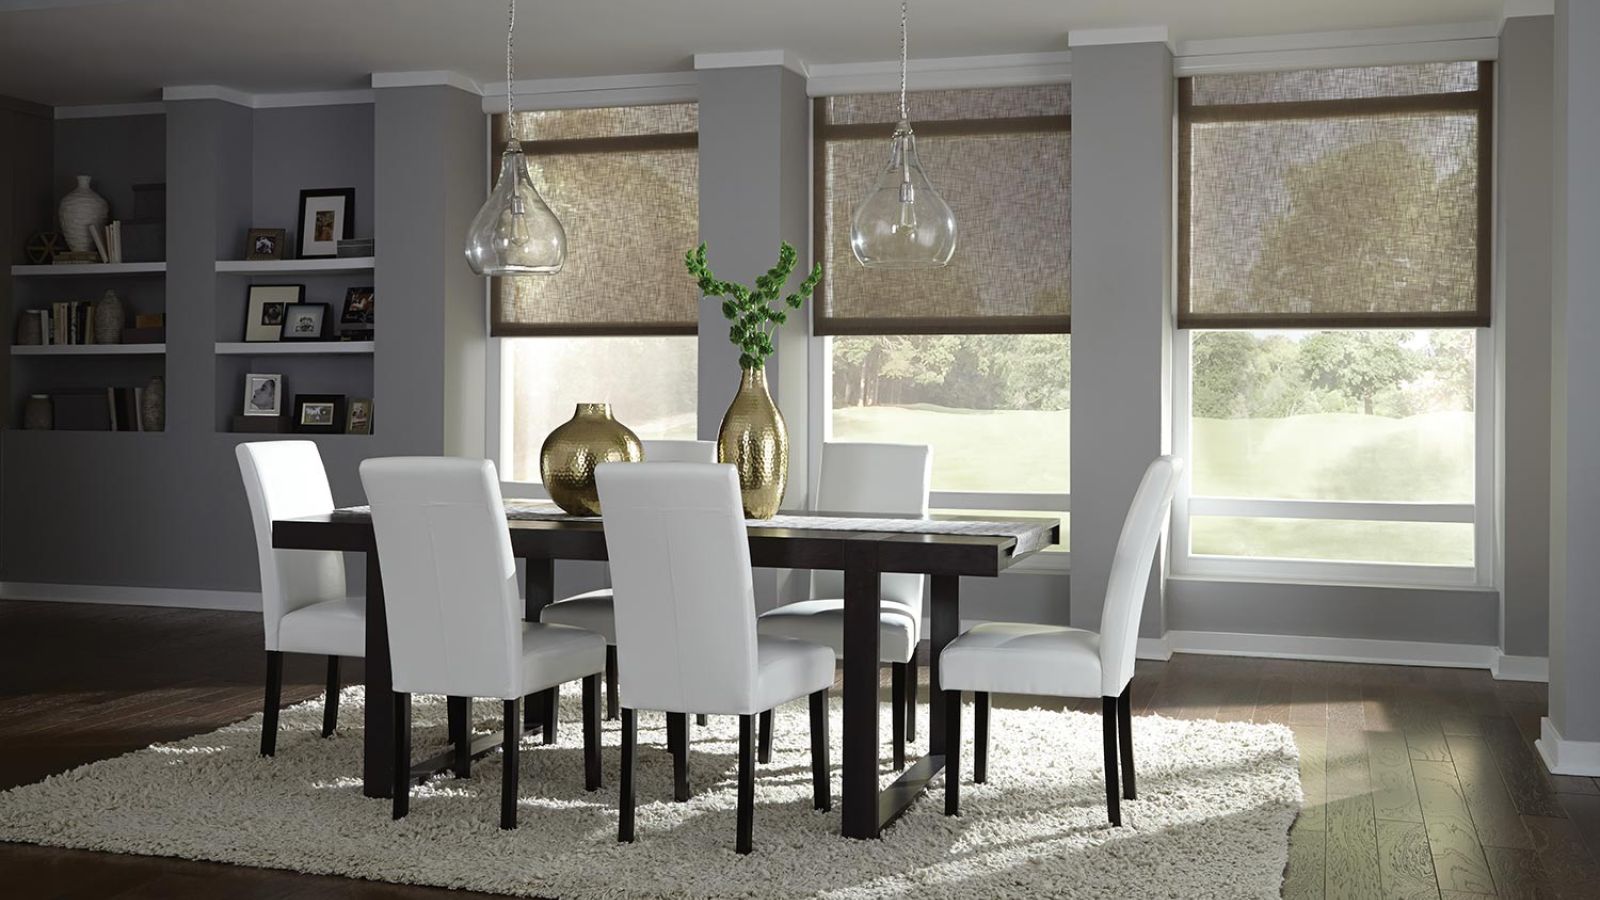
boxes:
[489,103,699,337]
[1178,62,1493,330]
[814,85,1070,336]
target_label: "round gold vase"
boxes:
[539,403,643,516]
[717,367,788,519]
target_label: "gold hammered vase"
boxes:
[718,366,788,519]
[539,403,643,516]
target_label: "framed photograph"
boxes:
[280,302,331,342]
[340,286,374,325]
[242,373,283,417]
[346,397,373,435]
[293,394,345,434]
[244,284,305,342]
[296,188,355,259]
[245,228,286,261]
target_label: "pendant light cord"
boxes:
[505,0,516,121]
[899,0,908,121]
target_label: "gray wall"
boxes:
[1497,15,1554,659]
[251,105,375,258]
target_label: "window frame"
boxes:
[1169,326,1496,588]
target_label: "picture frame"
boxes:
[245,228,286,261]
[346,397,373,435]
[280,302,331,342]
[293,394,345,434]
[296,188,355,259]
[340,286,374,326]
[244,284,305,342]
[242,373,283,417]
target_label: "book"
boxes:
[90,226,109,263]
[134,313,165,329]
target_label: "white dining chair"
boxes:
[756,442,931,767]
[236,440,365,757]
[939,456,1181,826]
[360,457,608,829]
[596,462,835,854]
[540,439,716,725]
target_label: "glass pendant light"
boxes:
[465,0,566,276]
[850,0,956,269]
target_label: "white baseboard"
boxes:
[0,582,261,612]
[1490,652,1550,682]
[1159,629,1504,671]
[1136,636,1173,661]
[1537,717,1600,776]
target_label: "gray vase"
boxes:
[94,290,124,344]
[23,395,52,430]
[141,376,164,432]
[16,312,42,346]
[59,175,110,254]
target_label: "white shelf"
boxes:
[11,262,166,276]
[215,341,374,355]
[215,257,374,274]
[12,343,166,356]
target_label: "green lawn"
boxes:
[831,404,1070,494]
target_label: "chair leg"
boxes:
[582,674,602,791]
[809,688,831,811]
[502,698,522,829]
[737,713,756,854]
[906,656,918,743]
[1102,696,1121,827]
[540,686,558,745]
[260,651,283,757]
[757,709,773,765]
[668,712,691,802]
[448,695,471,778]
[605,646,619,721]
[322,656,341,738]
[1118,682,1136,800]
[618,708,637,843]
[944,689,961,816]
[697,713,708,727]
[974,691,990,785]
[891,662,907,770]
[392,692,411,820]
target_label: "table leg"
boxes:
[927,574,959,757]
[840,552,883,839]
[523,558,554,732]
[363,551,395,798]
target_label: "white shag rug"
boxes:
[0,688,1301,899]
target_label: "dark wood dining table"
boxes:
[272,506,1058,839]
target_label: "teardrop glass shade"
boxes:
[465,140,566,276]
[850,123,956,268]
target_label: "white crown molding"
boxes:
[1491,651,1551,682]
[54,101,166,119]
[693,49,809,77]
[1537,718,1600,776]
[1176,21,1500,75]
[806,51,1071,97]
[254,89,373,109]
[0,582,260,613]
[162,83,255,108]
[483,71,697,113]
[1502,0,1554,18]
[370,70,483,94]
[161,85,372,110]
[1069,25,1172,49]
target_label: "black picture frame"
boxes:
[293,394,346,434]
[296,187,356,259]
[340,286,374,325]
[280,302,331,342]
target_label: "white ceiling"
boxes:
[0,0,1513,108]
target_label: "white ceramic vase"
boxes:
[59,175,109,253]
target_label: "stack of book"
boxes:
[28,302,95,345]
[89,222,125,264]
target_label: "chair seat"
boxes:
[940,622,1103,699]
[539,589,615,643]
[278,595,366,658]
[744,635,836,716]
[756,598,919,663]
[515,623,609,699]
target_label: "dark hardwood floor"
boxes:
[1,599,1597,898]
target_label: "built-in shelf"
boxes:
[214,257,374,274]
[11,343,167,356]
[11,262,167,277]
[214,341,374,355]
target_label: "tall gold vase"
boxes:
[717,366,788,519]
[539,403,642,515]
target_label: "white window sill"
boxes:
[1167,571,1496,593]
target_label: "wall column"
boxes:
[1067,36,1175,638]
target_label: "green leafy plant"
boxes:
[685,241,822,370]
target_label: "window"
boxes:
[816,86,1070,552]
[1175,63,1492,583]
[491,104,699,486]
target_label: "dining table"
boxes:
[272,501,1059,840]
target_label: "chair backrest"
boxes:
[641,439,716,463]
[1098,456,1183,697]
[235,441,346,651]
[359,457,525,699]
[595,462,761,715]
[812,442,932,615]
